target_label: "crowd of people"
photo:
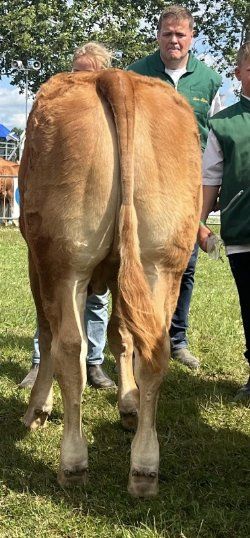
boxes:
[19,4,250,401]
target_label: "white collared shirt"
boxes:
[203,94,250,255]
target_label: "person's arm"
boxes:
[197,130,223,252]
[198,186,220,251]
[208,90,223,117]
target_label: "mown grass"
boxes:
[0,227,249,538]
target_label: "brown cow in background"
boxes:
[0,158,19,218]
[18,69,201,498]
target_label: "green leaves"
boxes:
[0,0,249,94]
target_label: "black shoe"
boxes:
[87,364,116,389]
[19,364,39,389]
[234,375,250,402]
[171,348,200,369]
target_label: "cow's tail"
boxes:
[98,70,164,368]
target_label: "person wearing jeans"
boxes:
[127,5,222,369]
[19,289,114,389]
[169,243,199,366]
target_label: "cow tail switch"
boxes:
[98,70,164,369]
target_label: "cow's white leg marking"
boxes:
[54,279,89,486]
[23,259,54,430]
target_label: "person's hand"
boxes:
[197,222,213,252]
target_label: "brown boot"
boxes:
[171,348,200,369]
[18,365,39,389]
[234,375,250,402]
[87,364,116,389]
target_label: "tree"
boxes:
[11,127,24,137]
[0,0,75,93]
[0,0,249,95]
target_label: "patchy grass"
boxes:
[0,227,249,538]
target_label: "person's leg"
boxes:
[20,291,115,390]
[228,252,250,399]
[32,327,40,366]
[19,326,40,389]
[170,243,200,368]
[84,289,115,388]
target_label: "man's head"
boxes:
[235,42,250,98]
[157,5,194,69]
[72,42,112,72]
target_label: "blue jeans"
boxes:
[170,243,199,350]
[32,290,109,366]
[84,290,109,365]
[32,328,40,366]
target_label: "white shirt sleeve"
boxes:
[202,130,223,186]
[208,90,222,117]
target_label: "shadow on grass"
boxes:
[0,333,33,354]
[0,332,34,384]
[0,364,249,536]
[0,392,56,491]
[0,358,30,385]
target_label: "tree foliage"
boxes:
[0,0,249,94]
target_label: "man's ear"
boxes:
[235,66,241,81]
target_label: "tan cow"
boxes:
[0,158,19,213]
[19,69,201,498]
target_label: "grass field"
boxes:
[0,227,249,538]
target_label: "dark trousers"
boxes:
[228,252,250,365]
[170,243,199,350]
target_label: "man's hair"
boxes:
[236,41,250,66]
[73,42,112,69]
[157,5,194,32]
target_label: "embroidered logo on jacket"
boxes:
[193,97,209,104]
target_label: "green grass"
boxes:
[0,227,249,538]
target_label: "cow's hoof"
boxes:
[120,410,138,432]
[128,468,158,498]
[22,408,49,430]
[57,466,88,487]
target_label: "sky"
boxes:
[0,76,33,130]
[0,50,241,131]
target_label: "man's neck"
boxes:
[162,54,189,71]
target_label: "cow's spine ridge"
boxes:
[98,70,164,368]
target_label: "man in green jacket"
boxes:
[198,41,250,400]
[128,4,222,369]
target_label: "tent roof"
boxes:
[0,124,10,139]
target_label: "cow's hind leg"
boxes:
[128,342,168,498]
[108,280,139,432]
[52,278,89,487]
[23,251,54,430]
[127,272,170,498]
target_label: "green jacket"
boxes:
[209,95,250,246]
[127,50,222,150]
